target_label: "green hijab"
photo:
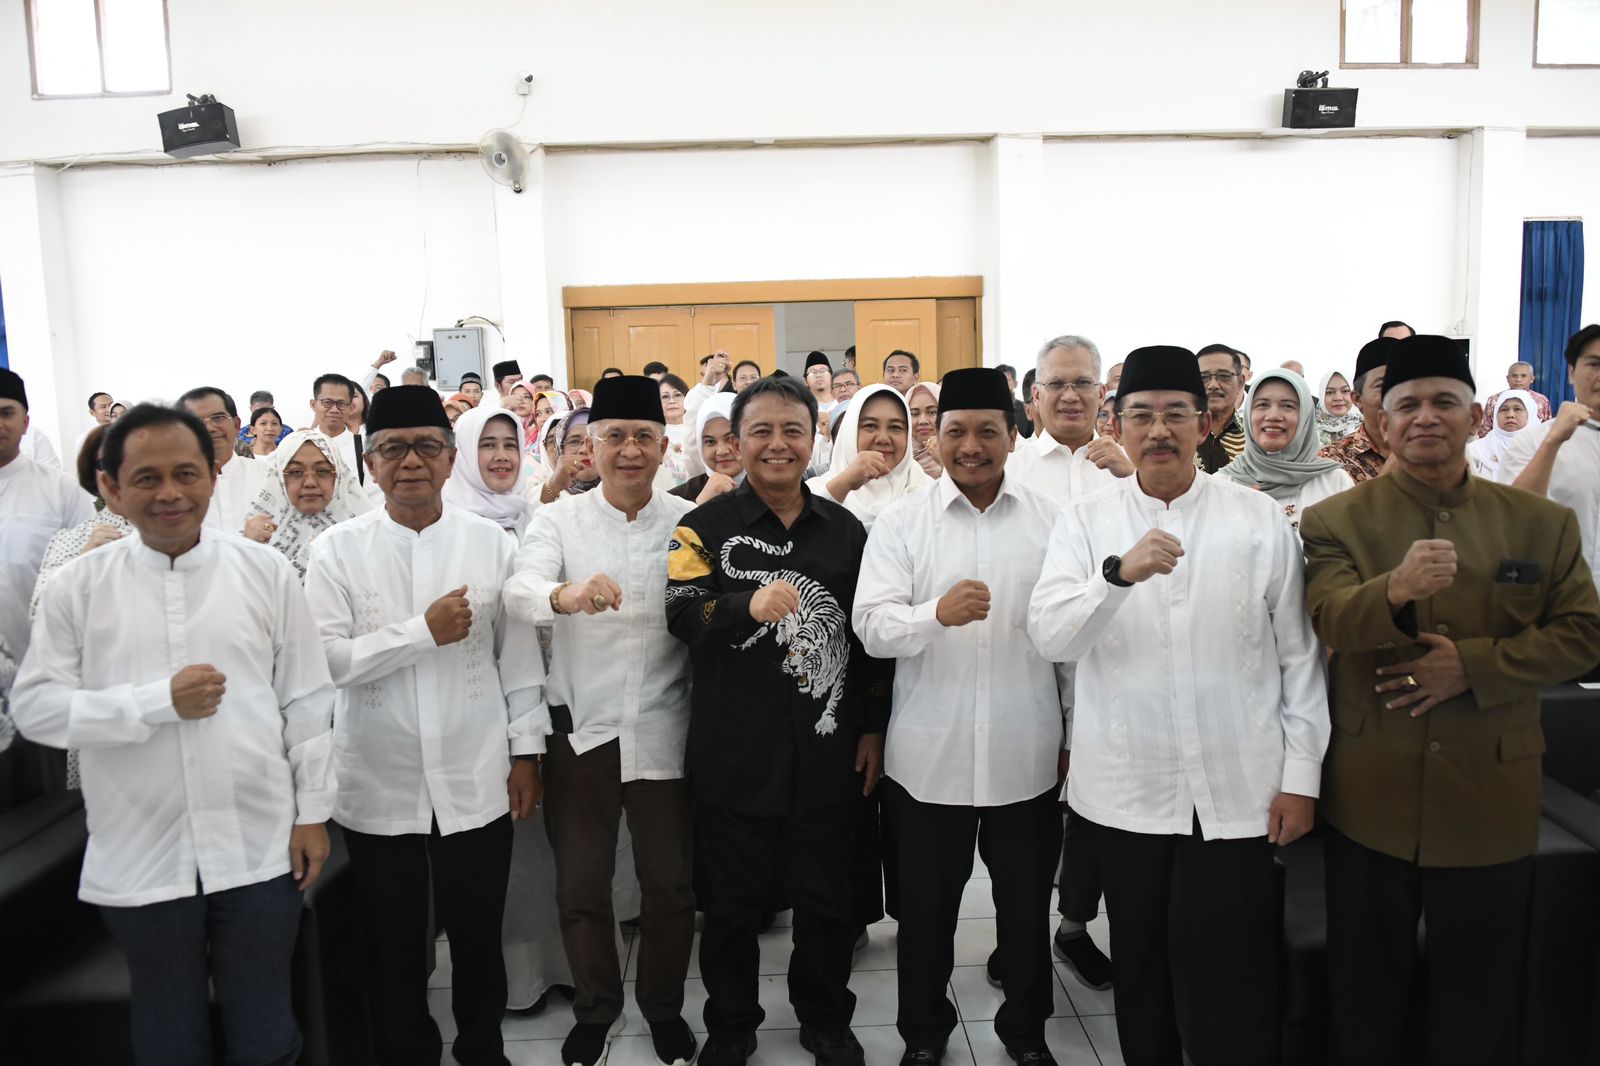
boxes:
[1218,368,1340,501]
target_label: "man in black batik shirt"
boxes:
[665,376,891,1066]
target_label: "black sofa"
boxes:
[0,739,374,1066]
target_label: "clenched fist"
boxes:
[375,349,398,368]
[242,513,277,543]
[750,580,800,624]
[171,664,226,720]
[696,472,738,504]
[1085,437,1134,478]
[1547,400,1596,445]
[936,579,991,627]
[560,573,623,615]
[1387,539,1456,607]
[1118,529,1184,583]
[426,585,474,645]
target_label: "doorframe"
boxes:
[562,275,983,309]
[562,276,983,381]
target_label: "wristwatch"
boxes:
[1102,555,1134,588]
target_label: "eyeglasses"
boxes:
[1198,371,1239,385]
[316,398,351,410]
[1119,409,1202,429]
[371,438,449,460]
[1039,379,1101,396]
[198,412,235,427]
[284,465,336,482]
[590,428,662,449]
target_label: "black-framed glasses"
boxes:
[371,438,449,461]
[316,398,352,410]
[1198,371,1239,385]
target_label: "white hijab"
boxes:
[1468,389,1536,476]
[247,430,370,581]
[443,406,530,532]
[808,383,931,529]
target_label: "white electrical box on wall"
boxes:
[432,327,485,390]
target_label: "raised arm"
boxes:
[1027,507,1132,663]
[305,539,438,688]
[664,521,760,649]
[852,511,940,660]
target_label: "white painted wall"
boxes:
[1,0,1597,161]
[1037,136,1463,392]
[49,155,502,439]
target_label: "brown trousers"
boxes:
[542,735,695,1024]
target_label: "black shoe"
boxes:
[699,1032,757,1066]
[799,1026,865,1066]
[562,1018,625,1066]
[899,1043,947,1066]
[649,1017,699,1066]
[985,948,1002,990]
[1005,1047,1058,1066]
[1053,928,1114,990]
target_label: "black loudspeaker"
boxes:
[157,96,239,158]
[1282,87,1358,129]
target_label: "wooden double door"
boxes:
[569,298,979,390]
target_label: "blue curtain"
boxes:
[1518,220,1584,404]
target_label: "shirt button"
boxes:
[1428,740,1442,753]
[1437,511,1451,522]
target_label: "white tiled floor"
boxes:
[429,874,1122,1066]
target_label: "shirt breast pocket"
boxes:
[1489,582,1545,629]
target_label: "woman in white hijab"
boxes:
[1219,368,1354,537]
[442,406,533,538]
[1467,389,1535,479]
[809,383,932,530]
[242,429,370,581]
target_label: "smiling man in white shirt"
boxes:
[1028,346,1330,1066]
[13,402,335,1066]
[179,386,272,536]
[857,368,1070,1066]
[1006,334,1132,991]
[506,375,699,1066]
[0,369,95,680]
[306,384,547,1066]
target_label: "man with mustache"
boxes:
[1028,346,1330,1066]
[1194,343,1247,473]
[1302,336,1600,1065]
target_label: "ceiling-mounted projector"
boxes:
[158,94,240,158]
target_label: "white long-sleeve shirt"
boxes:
[1027,472,1330,840]
[306,505,547,836]
[1498,417,1600,592]
[21,427,62,468]
[855,474,1070,807]
[0,455,95,675]
[1005,430,1124,502]
[202,451,272,535]
[504,489,694,781]
[11,533,336,906]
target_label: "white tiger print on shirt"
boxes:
[719,535,848,736]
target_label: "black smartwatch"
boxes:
[1103,555,1134,588]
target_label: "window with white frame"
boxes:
[26,0,171,98]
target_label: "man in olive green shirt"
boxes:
[1301,335,1600,1066]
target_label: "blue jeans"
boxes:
[100,873,303,1066]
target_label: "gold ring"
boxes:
[1404,674,1418,689]
[592,593,608,610]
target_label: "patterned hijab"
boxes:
[1315,370,1364,443]
[247,430,369,581]
[1219,369,1340,501]
[544,409,601,495]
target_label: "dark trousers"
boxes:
[100,873,303,1066]
[695,799,858,1037]
[1056,804,1101,924]
[1090,815,1280,1066]
[342,815,513,1066]
[850,787,900,927]
[889,782,1061,1051]
[543,735,695,1024]
[1324,827,1533,1066]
